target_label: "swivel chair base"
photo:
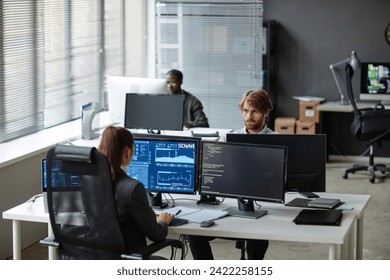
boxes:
[343,142,390,183]
[343,163,390,183]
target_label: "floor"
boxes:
[8,160,390,260]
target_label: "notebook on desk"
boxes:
[41,159,84,213]
[293,209,343,226]
[285,197,344,210]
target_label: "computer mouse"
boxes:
[200,220,215,227]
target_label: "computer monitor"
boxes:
[42,159,81,190]
[360,62,390,104]
[107,76,167,124]
[124,93,184,133]
[41,159,83,213]
[127,134,200,208]
[200,141,287,218]
[226,134,326,192]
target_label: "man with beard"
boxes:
[219,89,276,142]
[187,89,276,260]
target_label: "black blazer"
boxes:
[114,171,168,252]
[182,90,209,128]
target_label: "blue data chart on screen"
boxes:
[42,159,80,190]
[128,140,197,194]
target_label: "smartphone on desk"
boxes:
[299,192,319,198]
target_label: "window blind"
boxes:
[0,1,45,142]
[155,0,264,129]
[0,0,126,143]
[43,1,102,127]
[104,1,125,77]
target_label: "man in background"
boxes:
[188,89,276,260]
[219,89,275,141]
[166,69,209,128]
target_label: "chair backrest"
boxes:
[346,64,390,142]
[46,144,127,259]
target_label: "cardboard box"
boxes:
[299,101,320,123]
[274,117,296,134]
[296,120,316,134]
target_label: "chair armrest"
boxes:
[121,239,183,260]
[39,236,60,248]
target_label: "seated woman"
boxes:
[98,126,174,252]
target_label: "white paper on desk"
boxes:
[154,206,198,216]
[180,209,228,223]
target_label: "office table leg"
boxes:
[328,244,339,260]
[341,244,347,260]
[47,223,57,260]
[356,216,364,260]
[12,220,21,260]
[349,221,356,260]
[340,221,355,260]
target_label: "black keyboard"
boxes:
[169,217,188,227]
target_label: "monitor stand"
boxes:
[147,192,168,209]
[147,128,161,134]
[377,101,390,107]
[197,194,221,205]
[225,198,268,219]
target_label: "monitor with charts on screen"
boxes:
[127,134,201,208]
[41,159,83,213]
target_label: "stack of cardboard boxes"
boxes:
[274,117,296,134]
[274,101,319,134]
[296,101,319,134]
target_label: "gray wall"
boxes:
[264,0,390,118]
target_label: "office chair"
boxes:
[342,64,390,183]
[40,144,184,260]
[235,240,246,260]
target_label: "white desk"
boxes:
[1,197,57,260]
[318,101,390,112]
[72,127,233,148]
[261,192,370,260]
[317,101,376,112]
[170,197,356,260]
[3,192,369,260]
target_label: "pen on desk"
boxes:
[175,209,182,215]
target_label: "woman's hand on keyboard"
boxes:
[157,212,175,225]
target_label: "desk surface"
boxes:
[318,101,390,112]
[318,101,373,112]
[170,201,355,245]
[2,196,48,224]
[168,192,369,245]
[72,127,233,147]
[3,192,371,260]
[3,192,367,246]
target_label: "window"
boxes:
[155,0,264,129]
[43,1,103,127]
[0,1,45,142]
[0,0,146,143]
